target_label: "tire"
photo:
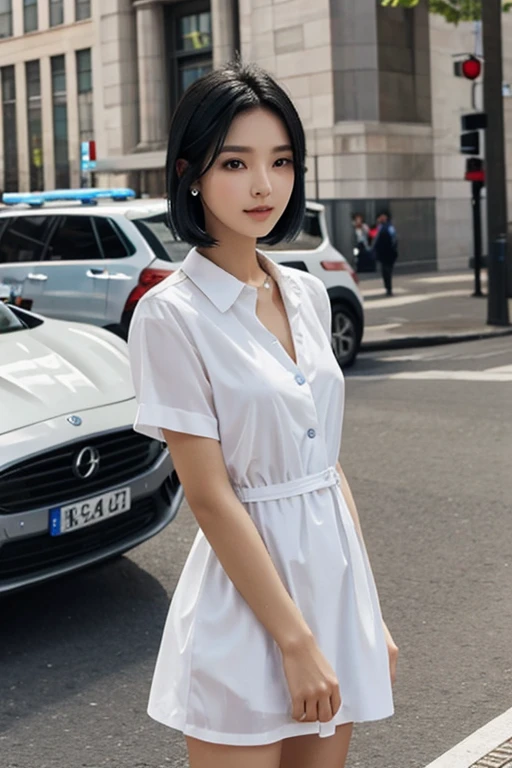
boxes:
[103,323,128,341]
[330,302,362,369]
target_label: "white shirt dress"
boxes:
[127,247,394,746]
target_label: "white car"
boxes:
[0,300,182,594]
[0,190,364,367]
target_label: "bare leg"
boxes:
[186,736,283,768]
[279,723,353,768]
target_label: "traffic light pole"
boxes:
[471,180,484,297]
[482,0,510,325]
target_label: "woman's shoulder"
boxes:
[279,263,327,303]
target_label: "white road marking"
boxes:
[414,274,488,285]
[349,369,512,382]
[364,290,469,310]
[365,323,403,332]
[421,706,512,768]
[361,287,407,298]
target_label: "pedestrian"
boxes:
[372,210,399,296]
[351,212,374,272]
[127,61,397,768]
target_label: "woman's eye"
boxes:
[275,158,293,167]
[224,159,244,170]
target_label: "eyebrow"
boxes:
[219,144,293,154]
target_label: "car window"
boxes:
[0,301,25,333]
[45,215,102,261]
[0,216,52,264]
[266,209,323,252]
[94,216,134,259]
[132,213,190,262]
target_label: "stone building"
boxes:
[0,0,511,271]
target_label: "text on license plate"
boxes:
[49,487,131,536]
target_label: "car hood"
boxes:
[0,319,134,435]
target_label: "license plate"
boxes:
[49,487,131,536]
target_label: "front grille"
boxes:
[0,430,165,514]
[0,494,159,579]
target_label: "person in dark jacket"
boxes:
[372,210,398,296]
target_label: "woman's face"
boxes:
[194,107,295,243]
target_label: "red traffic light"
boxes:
[455,55,482,80]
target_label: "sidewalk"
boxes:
[359,269,512,351]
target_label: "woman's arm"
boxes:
[164,429,342,722]
[336,461,399,684]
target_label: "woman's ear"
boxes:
[176,158,188,178]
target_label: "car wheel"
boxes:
[330,302,361,368]
[104,323,128,341]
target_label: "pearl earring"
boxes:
[190,188,199,197]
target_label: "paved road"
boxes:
[1,337,511,768]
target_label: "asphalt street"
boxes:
[1,336,511,768]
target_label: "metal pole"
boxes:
[482,0,510,324]
[471,180,484,297]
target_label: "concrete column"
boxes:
[134,0,167,149]
[98,0,139,157]
[66,49,81,188]
[40,56,56,190]
[12,1,24,37]
[64,0,75,25]
[211,0,238,68]
[14,62,29,191]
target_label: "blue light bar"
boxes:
[2,188,137,207]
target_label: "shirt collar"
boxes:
[180,247,301,313]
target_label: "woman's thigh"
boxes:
[186,736,283,768]
[279,723,353,768]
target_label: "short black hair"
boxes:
[165,60,306,248]
[377,209,391,219]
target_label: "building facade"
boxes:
[0,0,511,271]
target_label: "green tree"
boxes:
[381,0,512,23]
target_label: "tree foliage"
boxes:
[381,0,512,23]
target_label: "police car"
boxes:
[0,188,364,367]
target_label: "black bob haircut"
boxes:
[165,60,306,248]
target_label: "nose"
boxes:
[251,165,272,198]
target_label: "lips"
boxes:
[244,206,275,221]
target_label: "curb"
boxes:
[361,326,512,353]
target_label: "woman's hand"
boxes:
[281,634,342,724]
[382,621,399,685]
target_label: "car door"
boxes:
[29,214,109,325]
[92,215,144,327]
[0,215,54,312]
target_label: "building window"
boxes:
[75,0,90,21]
[166,2,212,111]
[23,0,38,33]
[0,0,13,39]
[26,60,44,191]
[51,55,70,188]
[49,0,63,27]
[1,66,18,191]
[76,48,94,145]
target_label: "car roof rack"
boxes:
[1,188,137,208]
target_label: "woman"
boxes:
[127,61,398,768]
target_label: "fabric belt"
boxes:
[233,466,340,504]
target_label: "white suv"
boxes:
[0,191,364,366]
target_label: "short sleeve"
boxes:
[127,297,219,442]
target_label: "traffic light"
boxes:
[460,131,480,155]
[454,55,482,80]
[465,158,485,183]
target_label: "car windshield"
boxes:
[132,213,191,263]
[0,301,25,334]
[131,206,323,261]
[266,208,323,251]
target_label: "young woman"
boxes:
[128,61,398,768]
